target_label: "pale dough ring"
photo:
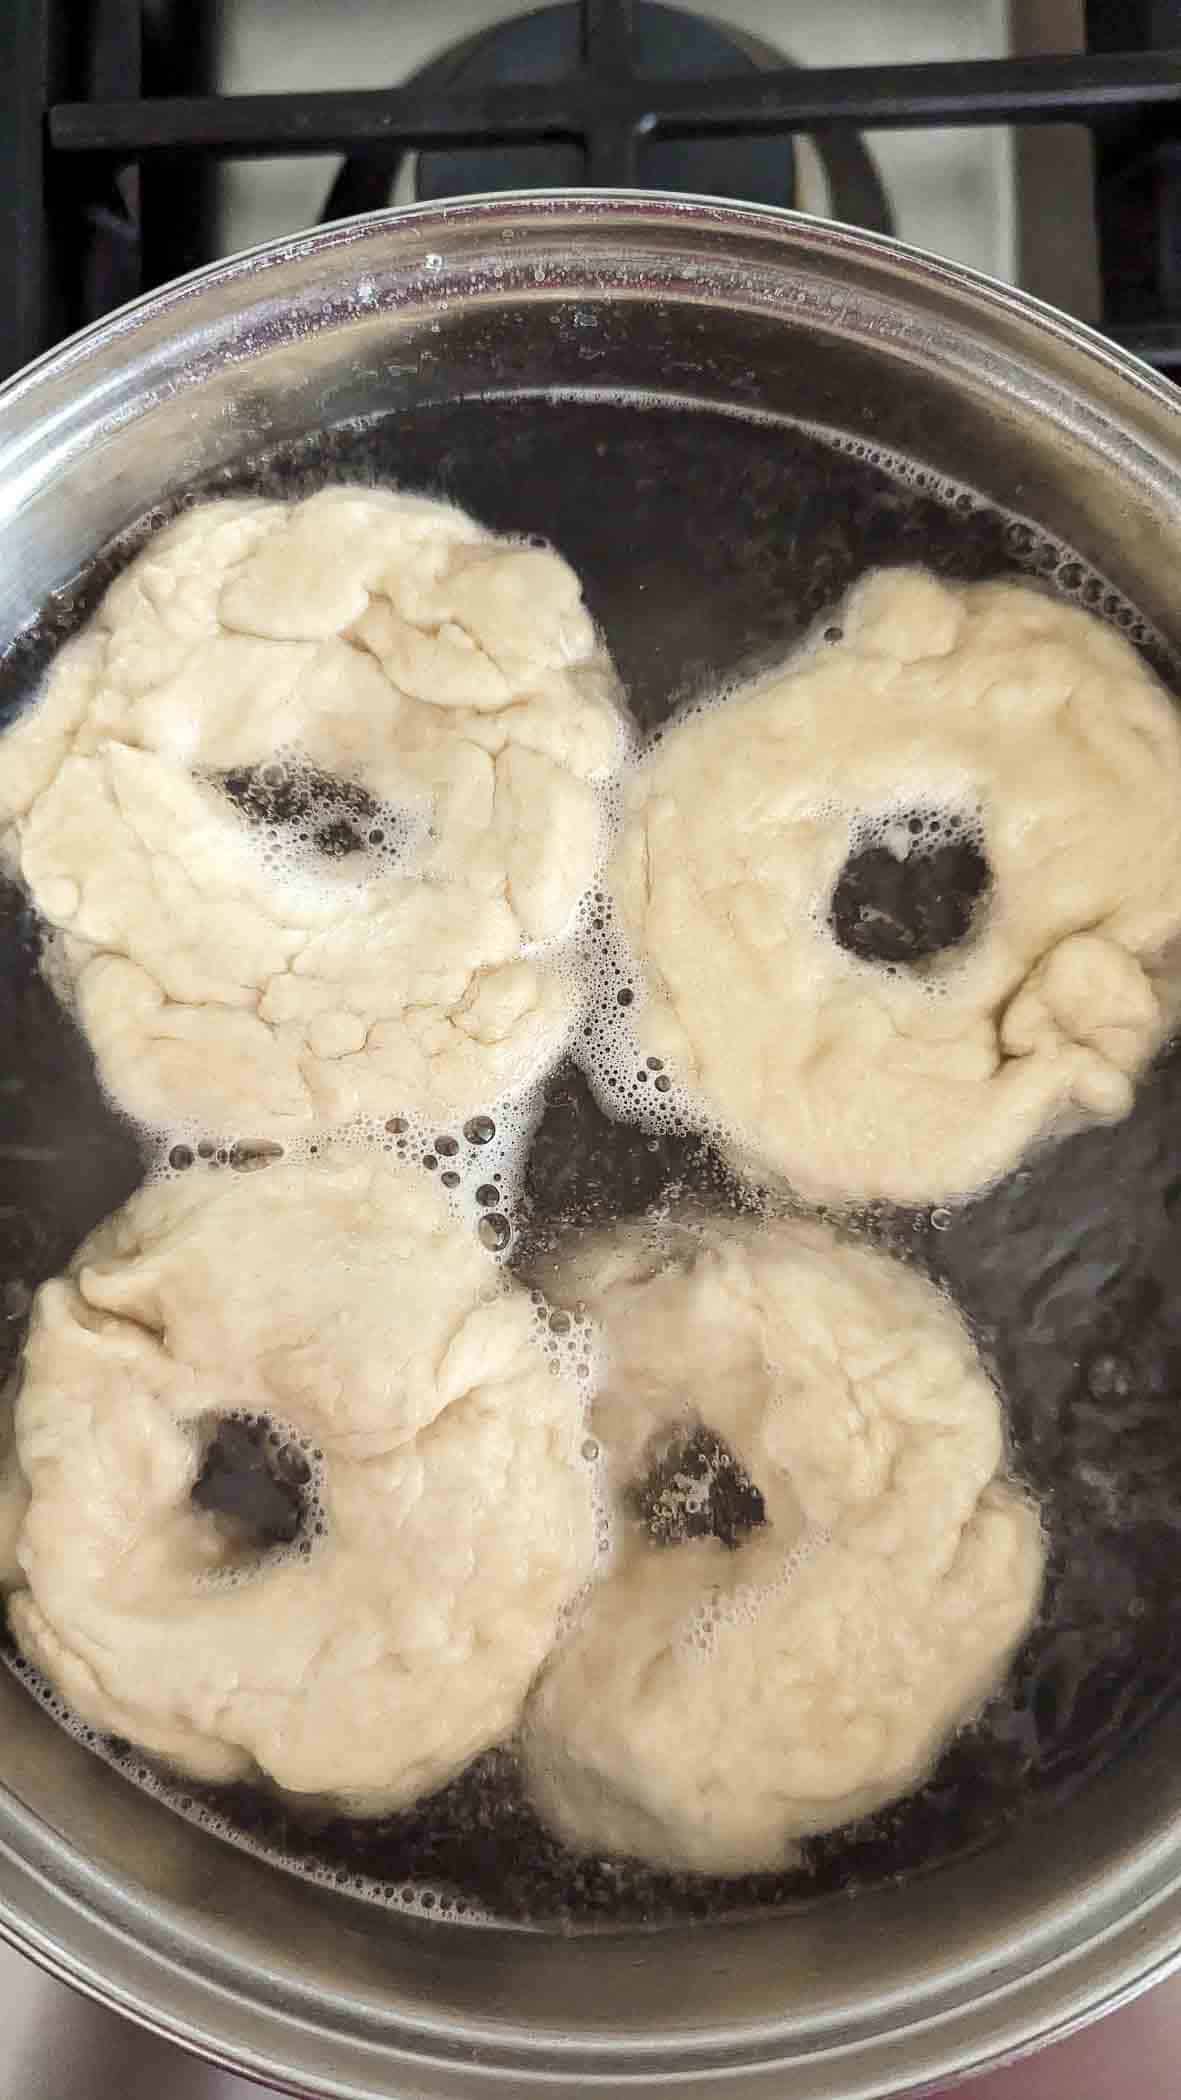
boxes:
[0,488,625,1133]
[609,567,1181,1205]
[4,1153,596,1809]
[521,1216,1045,1876]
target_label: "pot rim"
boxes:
[1,185,1177,418]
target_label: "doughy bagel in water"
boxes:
[4,1153,595,1807]
[609,568,1181,1205]
[0,489,623,1132]
[522,1217,1044,1875]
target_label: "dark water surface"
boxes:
[1,394,1178,1926]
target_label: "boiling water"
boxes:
[2,394,1181,1929]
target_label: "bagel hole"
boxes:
[214,761,380,860]
[829,808,990,966]
[191,1415,311,1554]
[629,1426,766,1551]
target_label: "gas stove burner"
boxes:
[321,2,893,235]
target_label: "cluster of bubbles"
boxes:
[679,1528,832,1664]
[819,798,992,990]
[564,893,721,1150]
[821,423,1165,659]
[213,752,428,893]
[190,1410,327,1584]
[842,803,985,864]
[525,1292,615,1597]
[148,1096,535,1263]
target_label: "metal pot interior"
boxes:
[2,195,1181,2099]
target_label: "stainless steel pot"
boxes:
[3,192,1181,2100]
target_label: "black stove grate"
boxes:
[5,0,1181,381]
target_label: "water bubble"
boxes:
[229,1139,284,1173]
[435,1135,459,1158]
[930,1207,953,1231]
[464,1115,495,1145]
[478,1213,511,1252]
[475,1184,499,1208]
[169,1144,194,1170]
[1087,1352,1134,1401]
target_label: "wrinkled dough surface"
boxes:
[610,568,1181,1204]
[522,1217,1044,1874]
[0,490,624,1130]
[5,1155,594,1807]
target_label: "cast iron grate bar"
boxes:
[581,0,638,184]
[2,0,55,379]
[49,50,1181,161]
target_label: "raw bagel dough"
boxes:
[522,1216,1044,1875]
[4,1153,595,1807]
[0,490,624,1132]
[609,568,1181,1204]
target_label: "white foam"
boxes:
[560,893,717,1153]
[523,1287,616,1625]
[818,421,1167,656]
[142,1088,547,1263]
[218,751,429,897]
[679,1527,832,1665]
